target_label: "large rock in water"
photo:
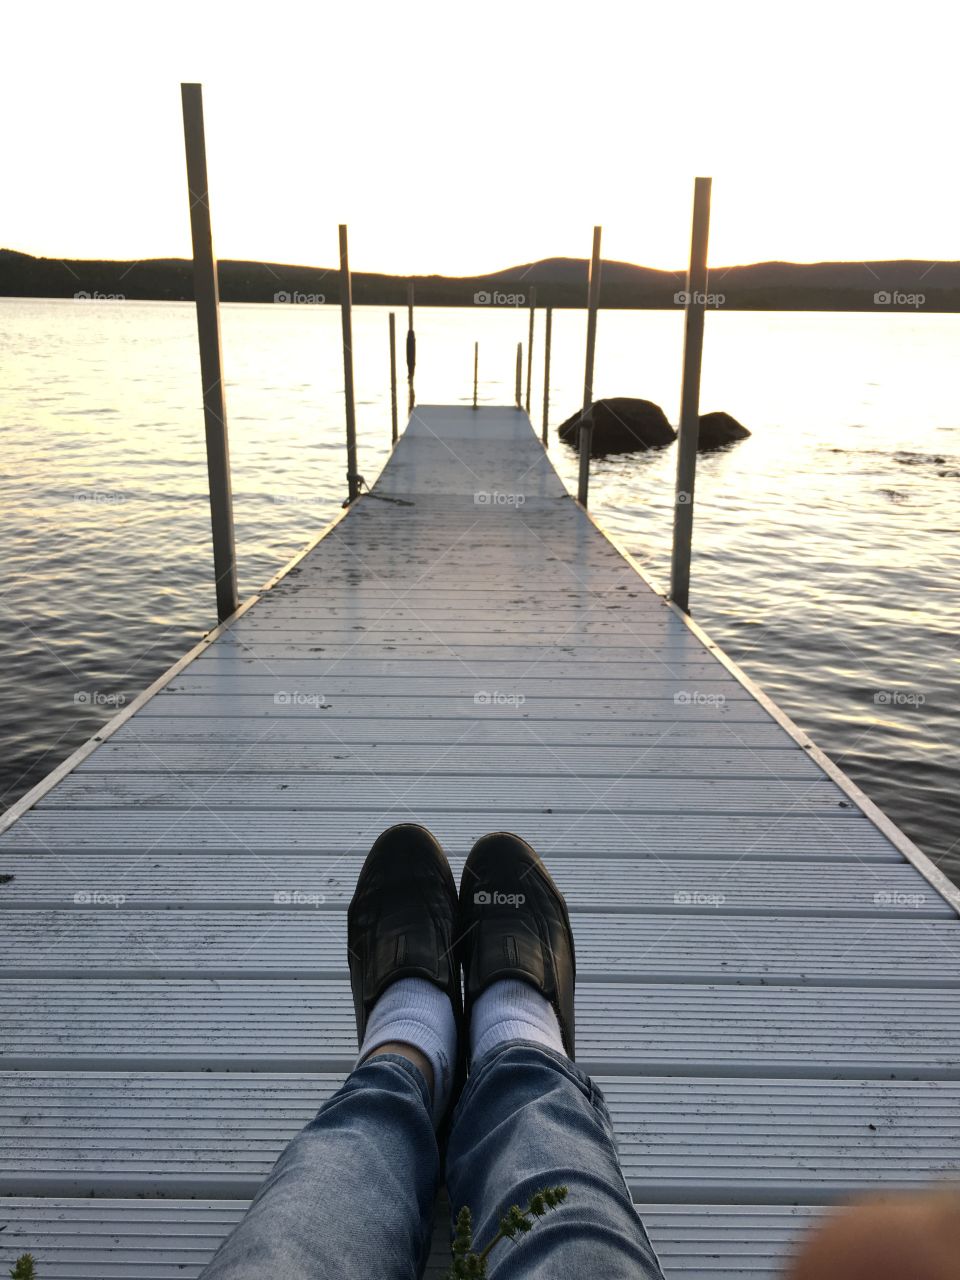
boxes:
[558,397,676,453]
[697,411,751,450]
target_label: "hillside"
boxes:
[1,249,956,310]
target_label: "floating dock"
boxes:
[2,405,959,1278]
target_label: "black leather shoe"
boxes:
[458,831,576,1058]
[348,823,463,1045]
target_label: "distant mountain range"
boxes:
[2,248,958,311]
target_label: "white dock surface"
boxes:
[2,405,959,1278]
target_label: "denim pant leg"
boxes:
[444,1041,665,1280]
[200,1055,439,1280]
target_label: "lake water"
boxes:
[1,297,957,883]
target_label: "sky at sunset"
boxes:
[4,0,956,275]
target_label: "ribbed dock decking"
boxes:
[2,405,959,1278]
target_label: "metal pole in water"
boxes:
[515,342,523,408]
[542,305,553,445]
[670,177,713,613]
[388,312,398,444]
[525,284,536,413]
[473,341,479,409]
[180,82,239,624]
[338,224,360,503]
[577,225,602,506]
[406,282,416,414]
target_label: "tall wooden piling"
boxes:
[525,285,537,413]
[406,283,416,414]
[389,312,398,444]
[338,225,360,503]
[670,177,713,613]
[180,82,239,623]
[577,226,602,506]
[542,305,553,445]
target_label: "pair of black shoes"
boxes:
[347,825,577,1093]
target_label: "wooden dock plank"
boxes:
[2,913,956,983]
[40,775,848,814]
[133,694,772,720]
[195,641,731,661]
[3,982,959,1076]
[0,1199,827,1280]
[76,741,825,778]
[214,631,719,650]
[2,1074,958,1197]
[187,657,736,679]
[164,671,752,695]
[105,716,798,746]
[0,854,939,913]
[0,809,913,859]
[126,699,777,726]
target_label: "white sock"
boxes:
[358,977,457,1123]
[470,978,565,1064]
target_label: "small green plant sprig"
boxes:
[10,1255,37,1280]
[446,1185,569,1278]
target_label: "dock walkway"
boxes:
[2,405,959,1278]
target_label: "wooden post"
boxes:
[180,83,239,624]
[525,284,537,413]
[406,282,416,414]
[542,305,553,445]
[338,224,360,503]
[473,341,479,409]
[515,342,523,408]
[577,225,602,506]
[388,312,398,444]
[670,177,713,613]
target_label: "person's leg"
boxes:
[200,1050,439,1279]
[201,824,464,1280]
[446,1038,664,1279]
[450,833,665,1279]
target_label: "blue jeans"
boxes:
[200,1041,665,1279]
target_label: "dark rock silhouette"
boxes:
[697,411,751,450]
[558,399,750,455]
[558,398,676,454]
